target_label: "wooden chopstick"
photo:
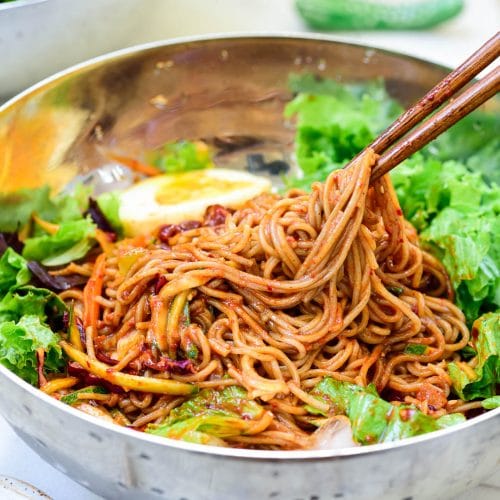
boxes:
[372,64,500,180]
[370,32,500,155]
[348,32,500,181]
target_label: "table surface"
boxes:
[1,0,499,498]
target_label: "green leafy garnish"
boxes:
[392,159,499,322]
[0,247,31,295]
[0,249,66,385]
[430,110,500,185]
[387,285,404,296]
[448,312,499,400]
[0,286,65,324]
[0,183,97,267]
[146,140,213,174]
[459,345,478,360]
[0,185,91,234]
[0,315,64,385]
[96,191,123,236]
[61,386,109,406]
[309,378,465,445]
[284,76,401,189]
[404,343,427,355]
[482,396,500,409]
[22,218,96,267]
[146,386,266,445]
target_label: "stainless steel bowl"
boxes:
[0,35,498,500]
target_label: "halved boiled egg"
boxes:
[119,168,271,236]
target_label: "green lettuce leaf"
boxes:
[61,386,109,406]
[0,248,31,295]
[0,251,66,386]
[391,158,499,323]
[391,157,500,318]
[430,109,500,185]
[145,140,213,174]
[448,312,499,400]
[0,186,53,233]
[0,286,66,324]
[404,343,427,355]
[0,315,64,385]
[22,218,96,267]
[0,184,91,233]
[146,386,265,445]
[482,396,500,409]
[96,191,123,236]
[284,76,401,190]
[309,378,465,445]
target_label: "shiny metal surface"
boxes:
[0,35,498,499]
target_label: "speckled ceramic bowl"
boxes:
[0,35,498,500]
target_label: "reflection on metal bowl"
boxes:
[0,35,498,500]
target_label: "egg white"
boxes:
[119,168,271,236]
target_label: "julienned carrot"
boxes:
[107,152,159,177]
[83,253,106,330]
[32,213,60,235]
[94,228,115,255]
[60,341,196,395]
[68,302,84,351]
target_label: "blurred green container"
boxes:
[296,0,464,30]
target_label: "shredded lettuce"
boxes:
[429,110,500,185]
[391,159,499,321]
[0,184,91,234]
[0,249,66,384]
[22,218,96,267]
[0,286,65,324]
[0,183,98,267]
[145,140,213,174]
[482,396,500,409]
[309,378,465,445]
[146,386,266,445]
[0,247,31,294]
[404,343,427,355]
[284,75,401,189]
[448,312,499,400]
[61,386,109,406]
[96,191,123,236]
[0,315,64,385]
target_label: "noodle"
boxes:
[53,149,472,448]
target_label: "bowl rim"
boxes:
[0,0,47,12]
[0,32,497,461]
[0,31,451,113]
[1,361,499,460]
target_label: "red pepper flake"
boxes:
[396,208,403,216]
[415,383,447,410]
[399,407,415,421]
[144,357,195,375]
[36,348,47,388]
[471,326,479,340]
[158,224,180,243]
[203,204,232,227]
[154,274,167,294]
[95,351,119,365]
[179,220,202,231]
